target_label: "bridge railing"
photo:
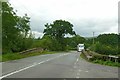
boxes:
[82,49,120,62]
[19,47,44,54]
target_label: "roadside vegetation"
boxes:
[85,34,119,55]
[2,2,85,61]
[81,33,119,67]
[80,53,120,67]
[0,51,58,62]
[2,2,85,53]
[2,1,119,67]
[92,60,120,67]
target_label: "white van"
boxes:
[77,44,84,52]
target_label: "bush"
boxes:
[90,42,118,55]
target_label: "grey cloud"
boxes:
[30,18,117,38]
[72,19,117,37]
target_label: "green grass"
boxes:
[92,60,120,67]
[80,52,89,61]
[0,55,2,61]
[0,51,58,62]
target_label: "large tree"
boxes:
[2,2,32,53]
[43,20,76,50]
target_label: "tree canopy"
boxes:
[43,20,76,51]
[89,33,119,55]
[2,2,33,53]
[43,20,76,40]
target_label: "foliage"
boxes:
[1,51,57,62]
[43,20,76,39]
[43,20,76,51]
[89,33,118,55]
[31,34,86,51]
[2,2,33,53]
[65,35,86,49]
[97,33,118,46]
[40,35,53,50]
[84,38,94,49]
[80,53,120,67]
[92,60,120,67]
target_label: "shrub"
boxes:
[90,42,118,55]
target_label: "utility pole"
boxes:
[93,32,95,45]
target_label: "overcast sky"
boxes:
[9,0,119,38]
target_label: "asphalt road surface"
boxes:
[0,51,118,79]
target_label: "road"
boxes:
[0,51,118,79]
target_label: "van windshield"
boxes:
[79,45,84,47]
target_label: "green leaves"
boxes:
[89,33,119,55]
[2,2,32,53]
[66,35,86,49]
[97,34,118,46]
[43,20,76,51]
[44,20,76,39]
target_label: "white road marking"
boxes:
[77,73,80,75]
[74,58,79,65]
[74,62,77,65]
[76,58,79,62]
[85,71,89,72]
[41,55,47,57]
[74,66,77,68]
[0,53,71,79]
[79,69,82,72]
[76,76,79,78]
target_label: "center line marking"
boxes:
[85,71,89,72]
[76,76,79,78]
[74,66,77,68]
[79,69,82,72]
[76,58,79,62]
[0,53,71,79]
[77,73,80,75]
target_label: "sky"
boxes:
[8,0,119,38]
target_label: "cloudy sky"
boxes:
[9,0,119,38]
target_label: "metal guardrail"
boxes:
[82,50,92,60]
[108,55,119,62]
[83,50,120,62]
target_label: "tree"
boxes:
[17,14,30,38]
[2,2,31,53]
[43,20,76,50]
[65,35,85,49]
[97,33,118,46]
[72,35,85,46]
[40,35,53,50]
[89,33,119,55]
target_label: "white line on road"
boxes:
[76,76,79,78]
[0,53,71,79]
[79,69,82,72]
[76,58,79,62]
[85,71,89,72]
[1,54,52,64]
[74,66,77,68]
[77,73,80,75]
[74,58,79,65]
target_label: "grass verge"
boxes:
[0,51,57,62]
[80,52,89,61]
[92,60,120,67]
